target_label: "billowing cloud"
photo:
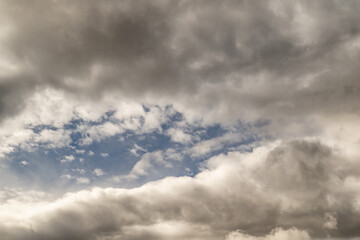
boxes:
[1,140,360,239]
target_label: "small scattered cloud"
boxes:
[92,168,105,177]
[129,144,147,156]
[72,168,86,174]
[19,161,29,166]
[76,177,90,184]
[61,174,89,184]
[60,174,73,180]
[75,149,85,154]
[60,155,75,164]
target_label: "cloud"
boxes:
[60,174,72,180]
[129,144,147,157]
[75,149,86,154]
[324,213,337,230]
[33,128,71,148]
[0,125,71,158]
[0,0,359,130]
[60,155,75,164]
[226,228,311,240]
[1,0,359,162]
[76,177,90,184]
[1,139,360,239]
[19,160,29,166]
[166,128,192,144]
[1,1,360,239]
[100,153,109,158]
[61,174,90,185]
[92,168,105,177]
[188,131,254,158]
[79,122,125,145]
[72,168,86,175]
[122,151,172,180]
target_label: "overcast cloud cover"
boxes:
[1,0,360,239]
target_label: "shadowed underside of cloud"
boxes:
[0,0,360,124]
[1,139,360,240]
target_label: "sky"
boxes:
[1,0,360,239]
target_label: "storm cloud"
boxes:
[1,1,360,239]
[1,0,360,124]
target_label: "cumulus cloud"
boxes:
[60,155,75,164]
[19,160,29,166]
[76,177,90,184]
[92,168,105,177]
[60,174,73,180]
[1,140,360,239]
[75,149,86,154]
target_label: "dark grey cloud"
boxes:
[0,74,36,121]
[1,140,360,239]
[1,0,360,125]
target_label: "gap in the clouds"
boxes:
[1,108,263,194]
[199,124,227,140]
[29,124,59,133]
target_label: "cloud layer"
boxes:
[1,140,360,239]
[1,0,360,125]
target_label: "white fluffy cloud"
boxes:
[167,128,192,144]
[92,168,105,177]
[60,155,75,164]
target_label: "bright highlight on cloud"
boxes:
[1,0,360,239]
